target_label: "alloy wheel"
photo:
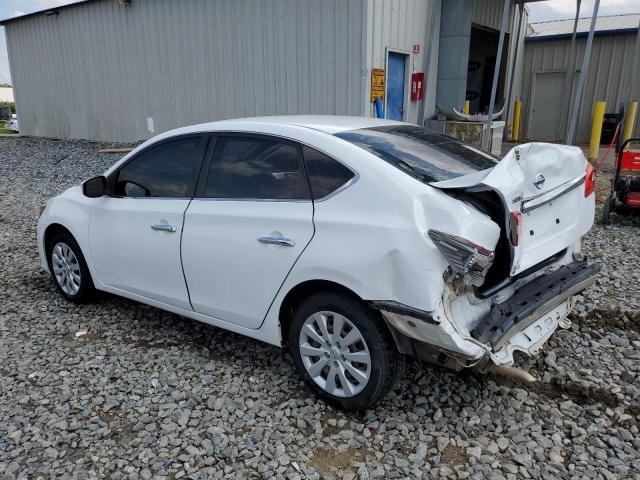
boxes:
[298,311,371,398]
[51,242,81,296]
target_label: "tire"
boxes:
[288,292,404,410]
[47,231,95,303]
[602,197,611,225]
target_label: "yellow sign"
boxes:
[371,68,385,102]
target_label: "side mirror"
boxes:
[83,176,106,198]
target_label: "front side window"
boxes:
[335,125,498,183]
[204,137,309,200]
[114,136,203,197]
[302,146,355,200]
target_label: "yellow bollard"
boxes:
[512,100,522,142]
[463,100,470,115]
[588,101,606,163]
[622,101,638,144]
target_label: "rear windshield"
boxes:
[335,125,498,183]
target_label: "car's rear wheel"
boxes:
[47,231,94,303]
[288,292,403,410]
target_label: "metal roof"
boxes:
[0,0,90,25]
[527,13,640,39]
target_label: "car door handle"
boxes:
[151,224,177,233]
[257,236,295,247]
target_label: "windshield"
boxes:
[335,125,498,182]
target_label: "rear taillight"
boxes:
[427,230,494,287]
[509,211,522,246]
[584,161,595,197]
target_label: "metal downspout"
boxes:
[482,0,511,151]
[558,0,582,141]
[503,0,525,141]
[566,0,600,145]
[418,0,440,126]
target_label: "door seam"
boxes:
[180,198,195,311]
[255,198,317,331]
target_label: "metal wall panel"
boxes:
[521,33,640,144]
[5,0,367,142]
[365,0,439,124]
[472,0,513,33]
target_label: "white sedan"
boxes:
[37,116,598,409]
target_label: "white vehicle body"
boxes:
[37,116,597,379]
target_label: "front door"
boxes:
[387,52,407,121]
[181,135,314,329]
[89,135,206,309]
[529,71,565,142]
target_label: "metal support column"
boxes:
[418,0,440,126]
[503,0,524,140]
[626,18,640,104]
[566,0,600,145]
[482,0,511,151]
[558,0,581,141]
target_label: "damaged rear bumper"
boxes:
[471,260,599,348]
[376,260,600,368]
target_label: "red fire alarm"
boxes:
[411,72,424,101]
[412,44,420,54]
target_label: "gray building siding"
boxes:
[521,33,640,144]
[6,0,367,142]
[472,0,514,33]
[366,0,439,124]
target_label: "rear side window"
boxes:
[204,137,309,200]
[115,136,203,197]
[335,125,498,183]
[302,146,355,200]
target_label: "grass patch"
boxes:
[0,126,17,134]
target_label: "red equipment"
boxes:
[602,136,640,224]
[411,73,424,102]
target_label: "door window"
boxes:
[204,137,309,200]
[114,136,203,197]
[302,146,355,200]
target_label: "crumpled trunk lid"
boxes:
[431,143,595,275]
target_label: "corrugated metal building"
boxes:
[521,14,640,144]
[3,0,526,142]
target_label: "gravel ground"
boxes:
[1,136,639,480]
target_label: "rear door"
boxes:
[181,134,314,329]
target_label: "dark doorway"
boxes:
[466,26,509,115]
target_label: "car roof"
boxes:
[182,115,407,135]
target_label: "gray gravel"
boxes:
[1,135,639,479]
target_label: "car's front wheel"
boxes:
[47,231,94,303]
[288,292,404,410]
